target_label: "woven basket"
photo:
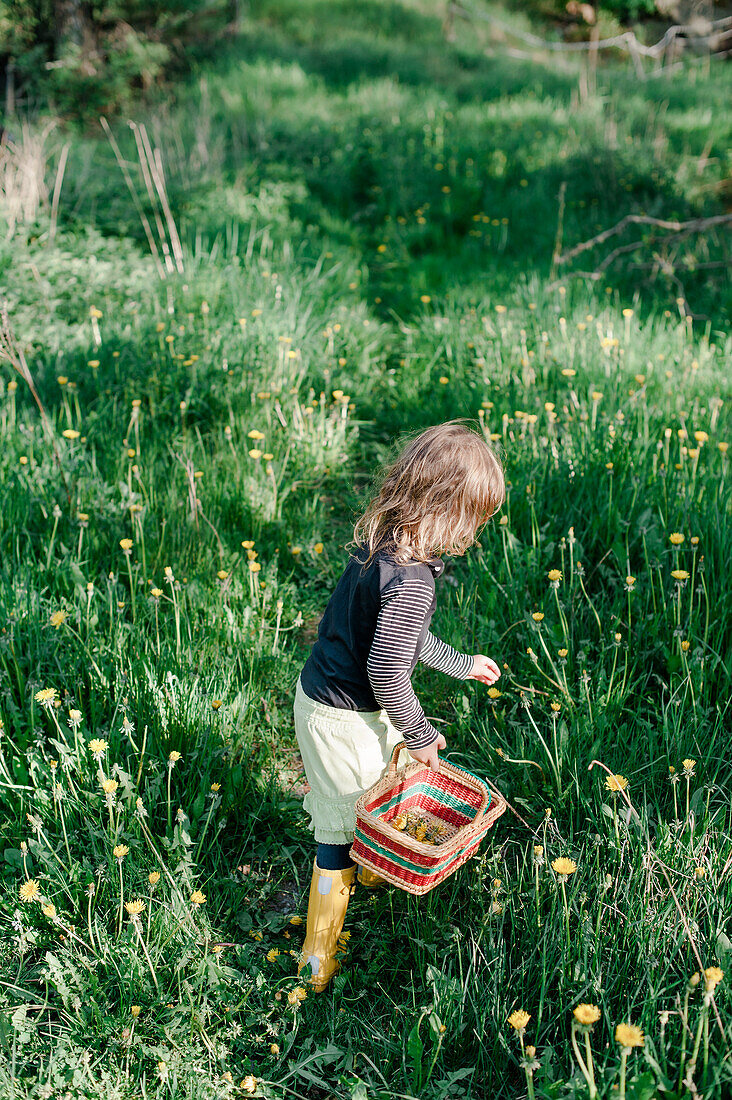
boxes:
[350,742,506,896]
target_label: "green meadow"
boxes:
[0,1,731,1097]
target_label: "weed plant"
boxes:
[0,2,730,1098]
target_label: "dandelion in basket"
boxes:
[290,422,506,992]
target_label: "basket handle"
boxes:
[387,741,410,778]
[471,785,491,828]
[387,743,492,822]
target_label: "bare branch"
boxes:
[556,212,732,267]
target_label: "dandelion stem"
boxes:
[619,1048,628,1100]
[553,587,570,648]
[125,554,136,622]
[167,764,173,834]
[117,860,125,938]
[58,800,72,866]
[194,797,219,863]
[686,1000,707,1086]
[678,986,692,1093]
[584,1031,597,1098]
[46,509,60,571]
[606,645,619,706]
[570,1024,595,1099]
[87,890,96,950]
[560,878,571,959]
[133,919,159,992]
[577,572,602,637]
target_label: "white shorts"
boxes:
[293,678,403,844]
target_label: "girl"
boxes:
[294,421,505,991]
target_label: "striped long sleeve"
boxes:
[366,579,470,750]
[420,632,473,679]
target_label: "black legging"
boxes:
[316,842,355,870]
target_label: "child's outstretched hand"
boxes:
[409,733,446,772]
[469,655,501,685]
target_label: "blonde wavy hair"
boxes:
[353,421,505,564]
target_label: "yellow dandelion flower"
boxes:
[210,782,221,791]
[240,1076,257,1094]
[719,442,728,454]
[19,880,41,902]
[217,570,228,580]
[241,540,255,549]
[249,561,261,573]
[605,774,629,793]
[125,899,146,917]
[671,569,690,581]
[681,640,690,652]
[148,871,161,886]
[131,1005,141,1018]
[694,431,708,443]
[168,751,182,764]
[552,857,577,877]
[62,429,80,440]
[42,903,57,919]
[487,687,501,699]
[190,890,206,907]
[573,1004,601,1026]
[289,915,303,926]
[211,700,223,710]
[266,948,280,961]
[35,688,58,706]
[558,648,568,658]
[270,1043,280,1055]
[49,610,67,629]
[89,738,108,755]
[113,844,129,860]
[550,702,561,712]
[119,538,133,551]
[547,569,562,583]
[313,543,324,554]
[508,1010,530,1032]
[532,612,544,622]
[151,588,163,598]
[626,576,636,586]
[247,430,265,440]
[704,967,724,992]
[668,532,685,545]
[420,295,432,304]
[682,759,696,772]
[615,1023,644,1048]
[694,866,705,879]
[102,779,118,795]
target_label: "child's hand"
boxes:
[408,733,446,772]
[469,655,501,685]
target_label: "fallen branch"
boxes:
[555,212,732,267]
[449,2,732,59]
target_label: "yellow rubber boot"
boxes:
[297,860,356,992]
[357,865,387,888]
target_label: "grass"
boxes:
[0,1,731,1097]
